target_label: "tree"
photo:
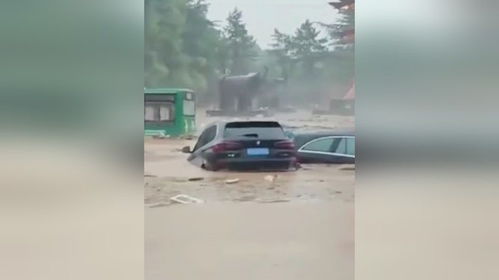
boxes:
[223,8,258,75]
[327,0,354,46]
[291,20,329,77]
[145,0,226,97]
[182,0,225,91]
[145,0,188,87]
[320,1,355,98]
[268,20,329,80]
[267,20,351,104]
[269,29,293,79]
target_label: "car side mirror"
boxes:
[181,146,191,153]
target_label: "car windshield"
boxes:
[223,122,286,139]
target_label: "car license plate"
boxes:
[247,148,269,156]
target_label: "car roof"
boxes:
[204,120,283,128]
[290,129,355,148]
[292,129,355,136]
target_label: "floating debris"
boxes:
[257,199,290,204]
[264,174,278,183]
[170,194,204,204]
[339,165,355,171]
[225,178,240,184]
[188,177,204,182]
[148,203,169,208]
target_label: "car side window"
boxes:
[193,125,216,152]
[331,138,347,154]
[345,138,355,156]
[301,138,335,152]
[204,125,217,143]
[192,132,206,152]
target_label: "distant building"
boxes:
[330,1,354,113]
[329,0,355,44]
[344,81,355,100]
[329,0,354,10]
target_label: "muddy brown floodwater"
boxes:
[145,111,355,280]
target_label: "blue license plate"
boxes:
[247,148,270,156]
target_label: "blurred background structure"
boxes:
[326,0,355,115]
[145,0,354,110]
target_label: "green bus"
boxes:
[144,88,196,137]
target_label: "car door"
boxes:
[297,137,336,163]
[298,136,355,163]
[329,137,355,163]
[345,137,355,159]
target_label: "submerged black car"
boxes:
[182,121,297,171]
[290,130,355,164]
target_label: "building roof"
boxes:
[329,0,355,10]
[343,82,355,100]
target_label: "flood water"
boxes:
[145,110,355,280]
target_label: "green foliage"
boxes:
[145,2,262,99]
[267,17,354,103]
[145,0,224,93]
[268,20,330,80]
[320,1,354,47]
[269,29,293,78]
[144,1,353,106]
[290,20,329,77]
[223,8,258,75]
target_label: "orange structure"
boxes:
[329,0,355,44]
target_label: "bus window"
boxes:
[184,98,196,116]
[145,101,175,122]
[145,105,155,121]
[159,105,172,121]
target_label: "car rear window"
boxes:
[223,122,286,139]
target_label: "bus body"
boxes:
[144,88,196,136]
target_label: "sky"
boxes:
[206,0,340,49]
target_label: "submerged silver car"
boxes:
[182,121,297,171]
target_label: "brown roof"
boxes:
[329,0,355,10]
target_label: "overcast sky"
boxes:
[206,0,339,49]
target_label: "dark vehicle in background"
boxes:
[290,130,355,164]
[182,121,297,171]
